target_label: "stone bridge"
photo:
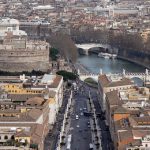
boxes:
[79,69,150,82]
[76,43,110,55]
[79,73,99,81]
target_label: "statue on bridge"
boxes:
[99,68,103,75]
[145,69,149,75]
[122,69,126,77]
[77,69,80,75]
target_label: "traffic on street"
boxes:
[44,79,113,150]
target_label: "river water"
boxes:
[77,54,145,74]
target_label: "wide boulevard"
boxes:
[44,79,113,150]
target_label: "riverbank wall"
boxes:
[75,62,91,74]
[118,49,150,69]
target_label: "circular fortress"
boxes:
[0,39,50,72]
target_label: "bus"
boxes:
[68,134,72,142]
[66,143,71,150]
[66,134,72,150]
[89,143,94,150]
[72,82,77,90]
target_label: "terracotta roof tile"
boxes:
[27,108,43,120]
[25,97,45,106]
[133,116,150,125]
[8,94,42,102]
[106,90,122,106]
[0,108,42,122]
[108,78,134,87]
[132,130,150,138]
[114,118,130,131]
[118,130,133,142]
[48,75,62,88]
[15,130,31,137]
[98,74,111,87]
[114,106,129,114]
[127,139,142,147]
[99,75,133,88]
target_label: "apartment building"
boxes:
[0,73,64,149]
[105,86,150,150]
[98,74,134,111]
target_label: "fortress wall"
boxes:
[0,50,49,63]
[118,48,150,69]
[0,55,49,62]
[0,44,50,72]
[0,61,50,72]
[0,51,49,56]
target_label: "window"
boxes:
[4,135,8,140]
[11,135,14,140]
[13,27,16,30]
[25,139,27,143]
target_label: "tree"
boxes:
[145,36,150,52]
[56,70,77,81]
[48,33,78,63]
[50,48,59,61]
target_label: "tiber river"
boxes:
[77,54,145,74]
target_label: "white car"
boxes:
[76,115,79,120]
[80,112,83,116]
[76,117,79,120]
[76,125,80,128]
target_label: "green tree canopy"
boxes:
[56,70,77,81]
[50,48,59,61]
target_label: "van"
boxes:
[76,115,79,120]
[89,143,93,150]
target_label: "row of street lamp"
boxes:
[57,91,73,150]
[89,91,102,150]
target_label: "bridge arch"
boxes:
[124,73,148,81]
[76,43,111,55]
[79,74,99,82]
[84,77,98,82]
[131,77,144,87]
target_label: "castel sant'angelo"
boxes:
[0,18,50,72]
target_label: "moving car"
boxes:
[89,143,94,150]
[76,125,80,128]
[76,115,79,120]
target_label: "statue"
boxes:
[99,68,103,75]
[123,69,126,76]
[145,69,149,75]
[77,69,80,75]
